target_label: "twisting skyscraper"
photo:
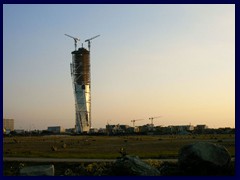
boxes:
[70,47,91,133]
[66,34,99,133]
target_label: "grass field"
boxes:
[3,134,235,159]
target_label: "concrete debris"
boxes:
[20,164,54,176]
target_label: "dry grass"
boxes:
[3,134,235,159]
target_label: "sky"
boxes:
[3,4,235,130]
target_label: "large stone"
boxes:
[178,142,231,175]
[112,155,160,176]
[20,164,55,176]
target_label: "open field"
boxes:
[3,134,235,159]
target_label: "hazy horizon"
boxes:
[3,4,235,130]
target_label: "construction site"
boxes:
[64,34,167,135]
[3,35,235,176]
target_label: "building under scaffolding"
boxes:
[66,34,99,133]
[70,47,91,133]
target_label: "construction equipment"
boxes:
[64,34,80,51]
[131,119,144,127]
[149,116,162,126]
[85,35,100,51]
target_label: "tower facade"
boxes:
[70,47,91,133]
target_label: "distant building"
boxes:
[168,125,194,134]
[65,128,76,134]
[47,126,65,134]
[155,126,171,134]
[98,128,106,134]
[194,124,208,133]
[139,124,154,133]
[119,125,130,133]
[112,124,124,134]
[106,125,115,135]
[195,124,208,130]
[134,126,140,133]
[89,128,98,134]
[106,124,130,135]
[126,127,134,134]
[15,129,25,134]
[3,118,14,131]
[177,125,194,132]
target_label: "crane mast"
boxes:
[131,119,144,127]
[149,116,162,126]
[64,34,80,51]
[85,35,100,52]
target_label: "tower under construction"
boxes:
[66,34,99,133]
[71,48,91,133]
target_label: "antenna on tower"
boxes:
[64,34,80,51]
[85,35,100,52]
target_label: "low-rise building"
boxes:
[15,129,25,134]
[138,124,154,133]
[47,126,65,134]
[194,124,208,134]
[98,128,106,134]
[106,124,130,135]
[65,128,75,134]
[195,124,208,130]
[89,128,99,134]
[168,125,194,134]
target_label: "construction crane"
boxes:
[64,34,80,51]
[149,116,162,126]
[131,119,144,127]
[85,35,100,52]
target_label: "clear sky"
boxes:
[3,4,235,130]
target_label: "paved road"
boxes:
[3,157,235,163]
[3,157,178,163]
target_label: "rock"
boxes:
[13,139,19,143]
[64,168,74,176]
[159,161,184,176]
[20,164,55,176]
[112,155,160,176]
[178,142,231,175]
[62,143,67,149]
[51,146,58,151]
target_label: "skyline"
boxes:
[3,4,235,130]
